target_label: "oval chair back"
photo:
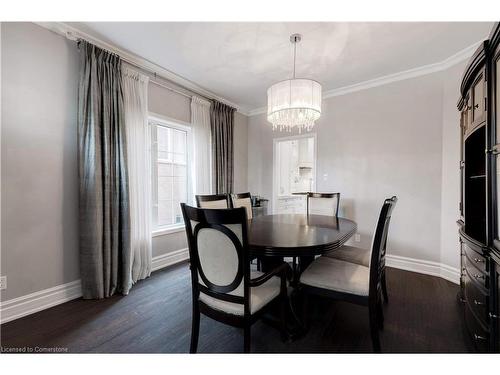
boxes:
[195,194,230,209]
[181,203,250,315]
[307,192,340,217]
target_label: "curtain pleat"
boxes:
[78,41,131,299]
[210,101,235,194]
[191,96,212,195]
[122,67,152,284]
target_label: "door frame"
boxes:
[272,133,318,214]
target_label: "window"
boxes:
[150,117,192,232]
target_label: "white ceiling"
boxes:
[72,22,493,111]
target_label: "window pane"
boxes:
[152,122,189,230]
[173,176,187,202]
[158,200,173,227]
[173,164,186,177]
[172,128,187,164]
[158,176,173,200]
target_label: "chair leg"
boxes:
[301,291,309,330]
[244,324,251,353]
[381,272,389,304]
[280,281,288,342]
[190,304,200,353]
[369,303,381,353]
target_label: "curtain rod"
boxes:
[123,58,206,101]
[74,36,216,105]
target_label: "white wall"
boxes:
[248,65,464,271]
[440,61,467,270]
[1,22,80,301]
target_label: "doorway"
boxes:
[273,134,317,214]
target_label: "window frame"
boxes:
[149,113,193,237]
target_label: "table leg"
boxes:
[260,256,284,273]
[258,257,309,341]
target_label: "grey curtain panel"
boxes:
[78,41,132,299]
[210,100,236,194]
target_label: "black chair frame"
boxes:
[195,193,231,208]
[298,196,397,353]
[231,192,251,202]
[181,203,291,353]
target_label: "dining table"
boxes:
[248,213,358,276]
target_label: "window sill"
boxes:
[152,224,185,237]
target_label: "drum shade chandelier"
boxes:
[267,34,322,132]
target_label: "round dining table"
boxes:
[248,213,358,258]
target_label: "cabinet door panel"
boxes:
[496,54,500,144]
[472,72,486,127]
[496,155,500,242]
[492,257,500,352]
[494,51,500,246]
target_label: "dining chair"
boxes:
[298,196,397,352]
[306,192,341,217]
[230,192,253,220]
[181,203,291,353]
[323,203,390,303]
[291,192,341,277]
[195,194,230,209]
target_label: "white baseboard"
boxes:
[1,250,455,324]
[0,248,189,324]
[386,254,460,285]
[0,280,83,324]
[151,248,189,272]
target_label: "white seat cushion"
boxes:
[323,245,370,267]
[300,257,370,296]
[199,271,281,316]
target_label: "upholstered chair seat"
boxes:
[323,245,370,267]
[300,257,370,296]
[199,271,281,315]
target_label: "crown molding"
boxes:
[35,22,250,115]
[34,22,482,118]
[247,40,482,117]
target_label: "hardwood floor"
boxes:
[0,263,468,353]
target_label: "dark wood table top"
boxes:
[248,214,357,257]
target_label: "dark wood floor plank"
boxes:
[0,263,468,353]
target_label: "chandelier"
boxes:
[267,34,322,132]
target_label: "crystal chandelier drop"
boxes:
[267,34,322,132]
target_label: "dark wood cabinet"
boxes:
[458,23,500,353]
[491,251,500,351]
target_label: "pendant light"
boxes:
[267,34,322,132]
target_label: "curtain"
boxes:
[191,96,212,195]
[210,100,235,194]
[122,67,152,283]
[78,41,132,299]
